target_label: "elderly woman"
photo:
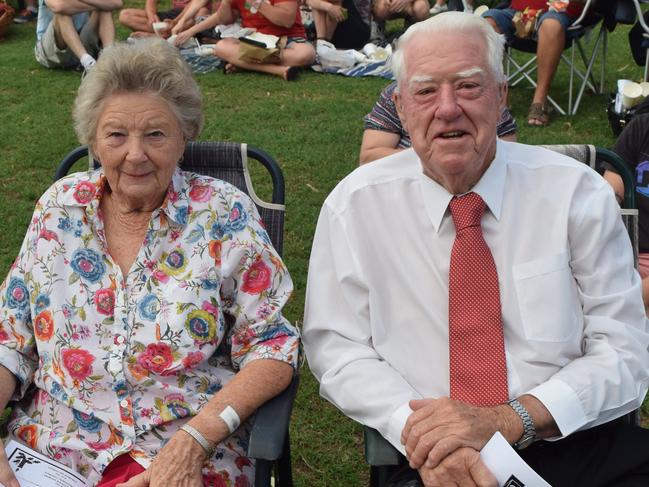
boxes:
[0,38,298,487]
[172,0,315,80]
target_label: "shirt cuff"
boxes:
[383,401,413,456]
[526,378,587,437]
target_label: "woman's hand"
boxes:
[0,439,21,487]
[116,431,206,487]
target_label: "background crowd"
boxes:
[2,0,649,485]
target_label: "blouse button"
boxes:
[120,399,129,408]
[115,335,125,344]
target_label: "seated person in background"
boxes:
[303,12,649,487]
[482,0,585,127]
[174,0,315,80]
[372,0,429,28]
[306,0,370,50]
[429,0,473,16]
[13,0,39,23]
[360,80,517,164]
[119,0,211,38]
[0,38,298,487]
[605,113,649,315]
[34,0,121,71]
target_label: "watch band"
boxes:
[507,398,537,450]
[180,424,215,458]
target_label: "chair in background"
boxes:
[56,141,297,487]
[364,144,639,487]
[496,0,617,116]
[627,0,649,80]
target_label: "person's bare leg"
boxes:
[214,39,293,79]
[280,42,316,67]
[407,0,430,21]
[484,16,501,34]
[119,9,154,32]
[97,10,115,48]
[53,13,92,59]
[312,6,338,40]
[372,0,391,22]
[530,17,565,123]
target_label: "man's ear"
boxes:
[497,81,508,111]
[393,90,408,132]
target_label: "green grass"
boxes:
[0,6,648,485]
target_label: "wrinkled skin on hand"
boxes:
[116,431,206,487]
[417,447,497,487]
[402,397,510,470]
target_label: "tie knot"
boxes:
[449,192,485,231]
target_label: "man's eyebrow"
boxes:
[407,68,486,89]
[457,67,485,78]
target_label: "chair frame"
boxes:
[364,144,639,487]
[55,142,297,487]
[501,0,608,116]
[628,0,649,81]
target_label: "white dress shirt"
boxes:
[303,140,649,455]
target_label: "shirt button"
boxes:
[120,399,129,408]
[116,336,125,344]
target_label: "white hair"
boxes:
[391,12,506,92]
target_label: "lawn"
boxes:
[0,3,647,485]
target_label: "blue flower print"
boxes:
[201,279,218,290]
[226,202,248,232]
[175,206,189,225]
[210,221,226,240]
[138,294,160,321]
[113,380,128,399]
[34,293,50,314]
[72,409,103,433]
[57,217,72,233]
[6,278,29,311]
[70,248,105,283]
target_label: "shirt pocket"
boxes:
[512,251,579,342]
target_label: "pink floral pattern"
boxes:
[0,168,297,486]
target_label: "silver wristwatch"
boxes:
[507,398,536,450]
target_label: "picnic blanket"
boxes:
[180,47,224,74]
[311,59,394,79]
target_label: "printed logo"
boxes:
[635,160,649,197]
[504,475,525,487]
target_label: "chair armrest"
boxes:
[364,426,403,466]
[247,374,299,461]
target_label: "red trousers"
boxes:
[96,454,146,487]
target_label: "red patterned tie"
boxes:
[448,192,508,406]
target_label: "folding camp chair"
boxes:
[55,141,297,487]
[627,0,649,81]
[496,0,611,116]
[364,144,639,487]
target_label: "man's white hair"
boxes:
[391,12,506,92]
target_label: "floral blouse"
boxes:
[0,168,298,486]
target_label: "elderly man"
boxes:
[303,12,649,487]
[34,0,121,70]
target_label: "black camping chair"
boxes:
[364,144,639,487]
[56,141,297,487]
[492,0,616,116]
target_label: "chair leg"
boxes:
[255,459,272,487]
[276,431,294,487]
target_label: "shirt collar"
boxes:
[59,167,190,227]
[419,138,507,232]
